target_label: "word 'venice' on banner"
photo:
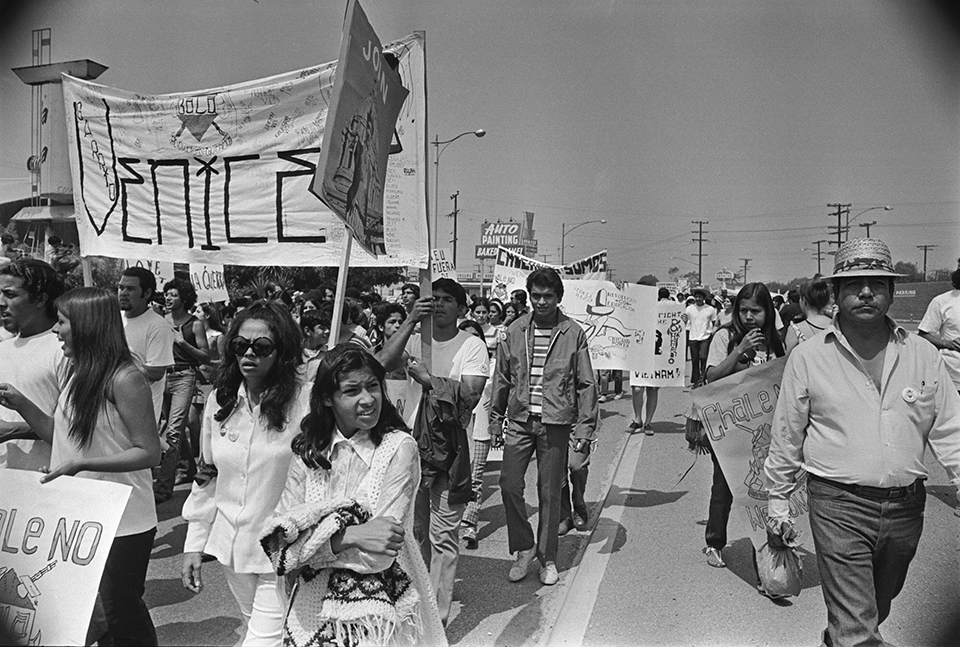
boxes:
[62,33,427,267]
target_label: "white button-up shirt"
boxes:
[183,383,310,573]
[765,318,960,504]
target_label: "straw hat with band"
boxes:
[822,238,905,280]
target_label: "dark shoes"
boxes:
[558,518,574,536]
[572,510,589,531]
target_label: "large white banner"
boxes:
[0,470,130,646]
[561,281,657,371]
[490,247,607,304]
[63,33,427,267]
[629,299,687,387]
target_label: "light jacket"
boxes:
[413,376,477,505]
[489,311,598,441]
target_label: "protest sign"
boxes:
[629,299,686,387]
[490,247,607,303]
[0,470,130,646]
[122,258,175,288]
[311,0,409,257]
[189,262,229,303]
[691,358,813,551]
[62,33,427,267]
[430,248,457,280]
[561,280,655,371]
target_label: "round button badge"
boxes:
[902,387,918,403]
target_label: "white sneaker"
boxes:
[539,562,559,585]
[508,547,537,582]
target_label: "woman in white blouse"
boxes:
[181,300,309,646]
[262,346,446,646]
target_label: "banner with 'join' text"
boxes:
[63,33,427,268]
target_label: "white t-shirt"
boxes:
[685,303,717,341]
[402,330,489,427]
[123,309,175,423]
[0,329,71,470]
[919,289,960,390]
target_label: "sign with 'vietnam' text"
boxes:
[0,470,130,646]
[62,33,427,268]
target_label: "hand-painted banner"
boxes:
[122,258,175,288]
[490,247,607,303]
[63,33,427,267]
[691,358,813,552]
[561,280,656,371]
[430,248,457,280]
[630,300,686,387]
[188,263,229,303]
[0,470,130,646]
[311,0,409,257]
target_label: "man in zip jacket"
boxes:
[490,267,598,586]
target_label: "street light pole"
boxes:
[432,129,485,247]
[560,219,606,264]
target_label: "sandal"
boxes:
[703,546,726,568]
[643,424,654,436]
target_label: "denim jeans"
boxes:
[705,444,732,550]
[688,338,711,385]
[154,369,196,498]
[808,477,925,647]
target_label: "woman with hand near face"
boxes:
[701,283,784,573]
[0,288,162,645]
[180,300,309,646]
[261,346,446,646]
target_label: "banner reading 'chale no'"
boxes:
[62,33,427,267]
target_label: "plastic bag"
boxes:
[756,542,803,598]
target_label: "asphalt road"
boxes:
[145,371,960,646]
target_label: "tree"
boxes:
[893,261,922,283]
[637,274,659,286]
[667,266,681,282]
[225,265,406,300]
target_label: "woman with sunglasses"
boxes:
[181,300,309,646]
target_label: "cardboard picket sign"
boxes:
[690,357,813,552]
[188,262,229,304]
[630,299,686,388]
[0,470,131,646]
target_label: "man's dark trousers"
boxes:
[500,416,570,565]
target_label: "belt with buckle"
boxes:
[809,474,921,500]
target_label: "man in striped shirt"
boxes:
[490,268,598,586]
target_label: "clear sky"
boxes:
[1,0,957,284]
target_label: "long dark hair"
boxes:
[57,288,137,447]
[723,283,785,358]
[215,300,302,430]
[292,345,407,470]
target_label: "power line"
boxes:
[917,245,937,281]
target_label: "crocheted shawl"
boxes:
[261,430,447,647]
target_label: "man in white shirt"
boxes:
[682,287,717,384]
[378,278,488,625]
[0,259,69,471]
[918,264,960,392]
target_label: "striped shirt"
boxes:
[529,325,553,414]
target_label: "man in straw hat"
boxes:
[764,238,960,646]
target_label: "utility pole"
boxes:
[827,203,851,247]
[917,244,937,282]
[811,240,827,275]
[739,258,751,284]
[691,220,709,286]
[447,191,459,266]
[858,221,876,237]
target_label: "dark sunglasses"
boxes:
[228,336,277,358]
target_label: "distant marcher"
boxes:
[458,318,494,548]
[491,268,597,585]
[399,282,420,316]
[765,238,960,645]
[682,287,717,385]
[785,279,833,355]
[503,302,519,327]
[703,282,784,569]
[918,262,960,392]
[181,301,309,645]
[510,289,528,316]
[1,287,162,645]
[299,309,331,384]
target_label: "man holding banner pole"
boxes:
[764,238,960,647]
